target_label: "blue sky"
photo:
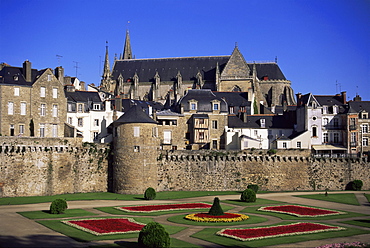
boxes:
[1,0,369,101]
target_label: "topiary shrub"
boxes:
[346,180,363,191]
[208,197,224,216]
[247,184,259,193]
[138,222,170,248]
[144,187,156,200]
[240,189,256,202]
[50,199,68,214]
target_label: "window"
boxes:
[20,102,26,115]
[260,119,266,128]
[51,88,57,99]
[312,126,317,137]
[19,124,25,135]
[229,106,235,114]
[93,132,99,140]
[40,87,46,97]
[93,104,101,110]
[351,132,356,143]
[52,124,58,137]
[134,146,140,152]
[334,133,339,143]
[297,141,301,148]
[322,106,328,114]
[8,102,14,115]
[323,118,329,126]
[163,130,171,144]
[333,118,339,127]
[68,103,73,112]
[199,131,205,140]
[362,113,368,119]
[254,130,258,136]
[212,140,217,149]
[40,104,46,116]
[78,103,83,113]
[283,142,287,148]
[239,106,246,112]
[68,117,73,124]
[14,87,19,96]
[213,103,219,111]
[190,103,197,110]
[10,125,14,136]
[47,74,52,81]
[362,124,369,133]
[52,104,58,117]
[199,118,204,124]
[333,105,338,114]
[363,138,369,147]
[152,127,158,137]
[212,120,218,129]
[94,119,99,126]
[350,118,356,126]
[134,126,140,137]
[40,124,45,137]
[78,118,83,127]
[323,133,328,143]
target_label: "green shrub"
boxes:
[208,197,224,216]
[240,189,256,202]
[144,187,156,200]
[267,149,277,155]
[138,222,170,248]
[49,199,68,214]
[247,184,259,193]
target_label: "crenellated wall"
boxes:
[0,137,109,197]
[157,150,370,192]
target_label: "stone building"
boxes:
[0,61,67,137]
[100,31,296,111]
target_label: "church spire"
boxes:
[103,41,111,78]
[121,29,132,60]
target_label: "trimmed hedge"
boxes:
[138,222,170,248]
[208,197,224,216]
[240,189,256,202]
[247,184,259,193]
[144,187,156,200]
[49,199,68,214]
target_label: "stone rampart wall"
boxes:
[0,137,109,197]
[157,150,370,192]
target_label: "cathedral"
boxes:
[100,31,296,111]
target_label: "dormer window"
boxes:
[211,100,220,111]
[14,75,19,81]
[260,119,266,128]
[189,99,197,110]
[93,104,101,110]
[361,112,368,119]
[323,106,328,114]
[333,105,338,114]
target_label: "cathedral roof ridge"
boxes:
[117,55,231,61]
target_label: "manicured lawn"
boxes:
[95,203,235,216]
[191,221,369,247]
[167,213,268,226]
[90,238,201,247]
[0,191,241,205]
[365,194,370,203]
[18,209,98,219]
[294,193,360,205]
[240,206,368,220]
[37,217,186,242]
[222,198,285,206]
[340,218,370,228]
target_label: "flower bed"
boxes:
[217,222,345,241]
[185,213,249,222]
[62,218,145,235]
[117,203,212,213]
[258,205,345,217]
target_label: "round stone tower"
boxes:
[112,105,159,194]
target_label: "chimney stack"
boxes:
[23,60,31,82]
[341,91,347,104]
[296,93,302,107]
[54,66,64,84]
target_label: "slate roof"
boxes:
[113,104,157,125]
[315,95,345,106]
[177,89,228,113]
[213,92,250,107]
[112,56,286,83]
[65,91,102,103]
[120,99,164,113]
[347,101,370,113]
[0,65,44,86]
[228,115,294,129]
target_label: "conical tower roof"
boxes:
[113,104,157,126]
[121,30,132,60]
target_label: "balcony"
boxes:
[323,125,344,130]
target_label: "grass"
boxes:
[36,217,186,242]
[0,191,241,205]
[294,193,360,205]
[340,218,370,228]
[96,203,235,216]
[167,213,268,226]
[240,206,368,220]
[365,194,370,203]
[90,238,202,247]
[222,198,285,206]
[18,209,98,219]
[191,221,369,247]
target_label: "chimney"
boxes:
[341,91,347,104]
[54,66,64,84]
[23,60,32,82]
[296,93,302,107]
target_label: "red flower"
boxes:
[218,222,345,241]
[258,205,344,217]
[63,218,145,235]
[119,203,212,212]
